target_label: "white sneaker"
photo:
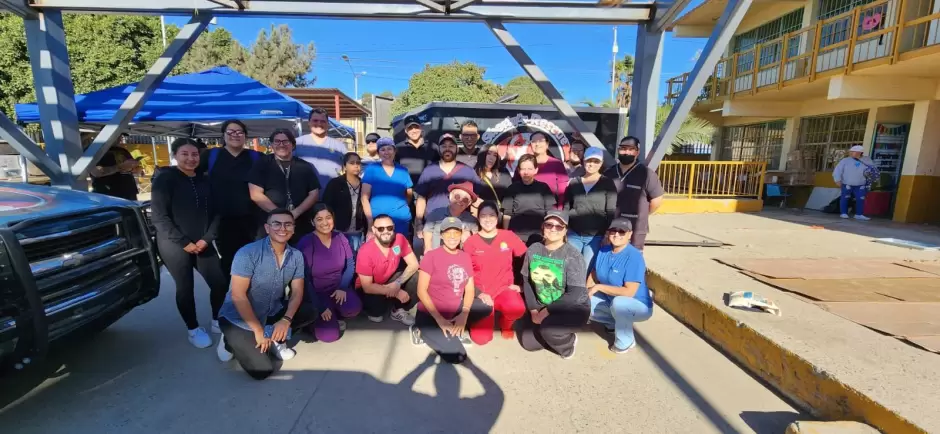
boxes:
[840,214,850,219]
[854,215,870,221]
[217,337,233,362]
[338,320,347,332]
[273,342,295,361]
[367,315,384,323]
[610,340,636,354]
[187,327,212,349]
[562,334,578,360]
[390,308,415,326]
[211,320,221,334]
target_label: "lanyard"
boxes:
[278,160,294,211]
[483,173,502,210]
[616,163,639,183]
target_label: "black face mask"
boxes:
[618,154,637,165]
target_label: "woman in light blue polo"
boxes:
[361,137,414,235]
[586,217,653,354]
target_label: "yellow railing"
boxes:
[667,0,940,105]
[656,161,767,199]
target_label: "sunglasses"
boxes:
[607,228,628,236]
[373,225,394,233]
[542,222,567,232]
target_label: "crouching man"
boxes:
[216,208,317,380]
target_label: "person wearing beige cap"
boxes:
[833,145,877,220]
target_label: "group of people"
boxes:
[147,108,664,379]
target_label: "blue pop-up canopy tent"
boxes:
[15,66,355,139]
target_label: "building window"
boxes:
[797,111,868,171]
[732,8,805,73]
[818,0,882,49]
[720,120,787,169]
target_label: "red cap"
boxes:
[447,181,478,202]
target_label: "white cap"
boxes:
[849,145,864,153]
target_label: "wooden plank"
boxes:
[904,336,940,353]
[717,258,935,279]
[867,322,940,337]
[818,302,940,325]
[749,275,897,302]
[896,261,940,277]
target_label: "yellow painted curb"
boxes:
[646,269,927,434]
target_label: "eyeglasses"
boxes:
[272,140,292,146]
[373,225,394,233]
[542,222,567,232]
[226,130,246,137]
[267,221,295,230]
[607,228,628,236]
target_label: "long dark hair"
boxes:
[475,144,505,182]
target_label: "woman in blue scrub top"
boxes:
[586,217,653,354]
[361,137,414,235]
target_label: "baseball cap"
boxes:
[376,137,395,150]
[439,133,457,145]
[608,217,633,232]
[544,210,569,226]
[403,115,421,128]
[584,147,604,162]
[447,181,479,202]
[440,216,464,233]
[365,132,380,143]
[849,145,864,153]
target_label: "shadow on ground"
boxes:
[757,208,940,246]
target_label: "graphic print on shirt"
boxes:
[446,264,469,295]
[529,254,565,304]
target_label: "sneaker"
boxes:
[338,320,347,332]
[367,315,384,323]
[217,337,233,362]
[211,320,221,334]
[410,325,424,345]
[840,214,850,219]
[610,340,636,354]
[459,331,473,346]
[390,308,415,326]
[500,329,515,340]
[187,327,212,349]
[273,342,295,361]
[854,215,870,221]
[561,334,578,360]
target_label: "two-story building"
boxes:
[666,0,940,224]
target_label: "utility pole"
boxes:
[610,26,619,103]
[341,55,367,102]
[160,16,167,48]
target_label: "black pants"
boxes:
[158,239,228,330]
[519,304,590,358]
[415,297,492,363]
[218,303,316,380]
[216,216,258,279]
[360,268,419,318]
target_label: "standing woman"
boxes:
[474,144,512,209]
[322,152,366,253]
[502,154,556,245]
[464,201,528,344]
[564,147,618,269]
[361,137,414,236]
[297,204,362,343]
[151,138,229,348]
[520,132,568,208]
[519,210,590,359]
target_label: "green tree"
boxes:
[612,54,634,108]
[391,62,502,115]
[175,27,247,74]
[242,24,315,88]
[0,13,33,117]
[502,76,549,105]
[655,104,715,154]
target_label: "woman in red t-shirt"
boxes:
[463,201,528,344]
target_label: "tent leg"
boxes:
[24,11,82,187]
[72,13,213,182]
[647,0,753,170]
[0,111,64,182]
[628,25,665,160]
[484,19,605,151]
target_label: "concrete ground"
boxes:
[644,210,940,432]
[0,270,801,434]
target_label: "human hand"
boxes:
[416,231,424,239]
[836,182,842,188]
[395,289,410,304]
[194,240,209,253]
[332,289,347,304]
[271,319,290,342]
[183,243,199,254]
[435,317,453,336]
[385,280,402,296]
[508,284,521,293]
[451,312,469,337]
[321,308,333,321]
[532,308,549,325]
[254,328,271,353]
[479,293,493,306]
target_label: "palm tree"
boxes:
[611,55,634,109]
[655,104,715,155]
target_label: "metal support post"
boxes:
[628,25,664,159]
[24,11,83,186]
[72,13,213,182]
[652,0,694,32]
[0,112,64,182]
[647,0,752,170]
[484,19,604,150]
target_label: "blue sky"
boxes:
[167,7,707,104]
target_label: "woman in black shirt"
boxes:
[564,147,617,269]
[151,138,228,349]
[321,152,367,254]
[474,144,512,210]
[501,154,556,245]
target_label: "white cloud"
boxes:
[690,49,703,63]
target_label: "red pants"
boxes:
[470,289,526,345]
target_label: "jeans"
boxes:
[344,232,364,255]
[840,184,867,216]
[590,293,653,350]
[568,233,603,269]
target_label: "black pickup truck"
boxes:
[0,182,160,371]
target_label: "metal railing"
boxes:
[666,0,940,105]
[656,161,767,199]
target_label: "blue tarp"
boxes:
[15,66,355,138]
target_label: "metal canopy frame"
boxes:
[0,0,745,187]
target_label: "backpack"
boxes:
[207,147,262,174]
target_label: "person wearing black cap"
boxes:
[603,136,664,251]
[586,217,652,354]
[362,132,382,165]
[412,216,492,364]
[519,210,590,359]
[396,114,440,186]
